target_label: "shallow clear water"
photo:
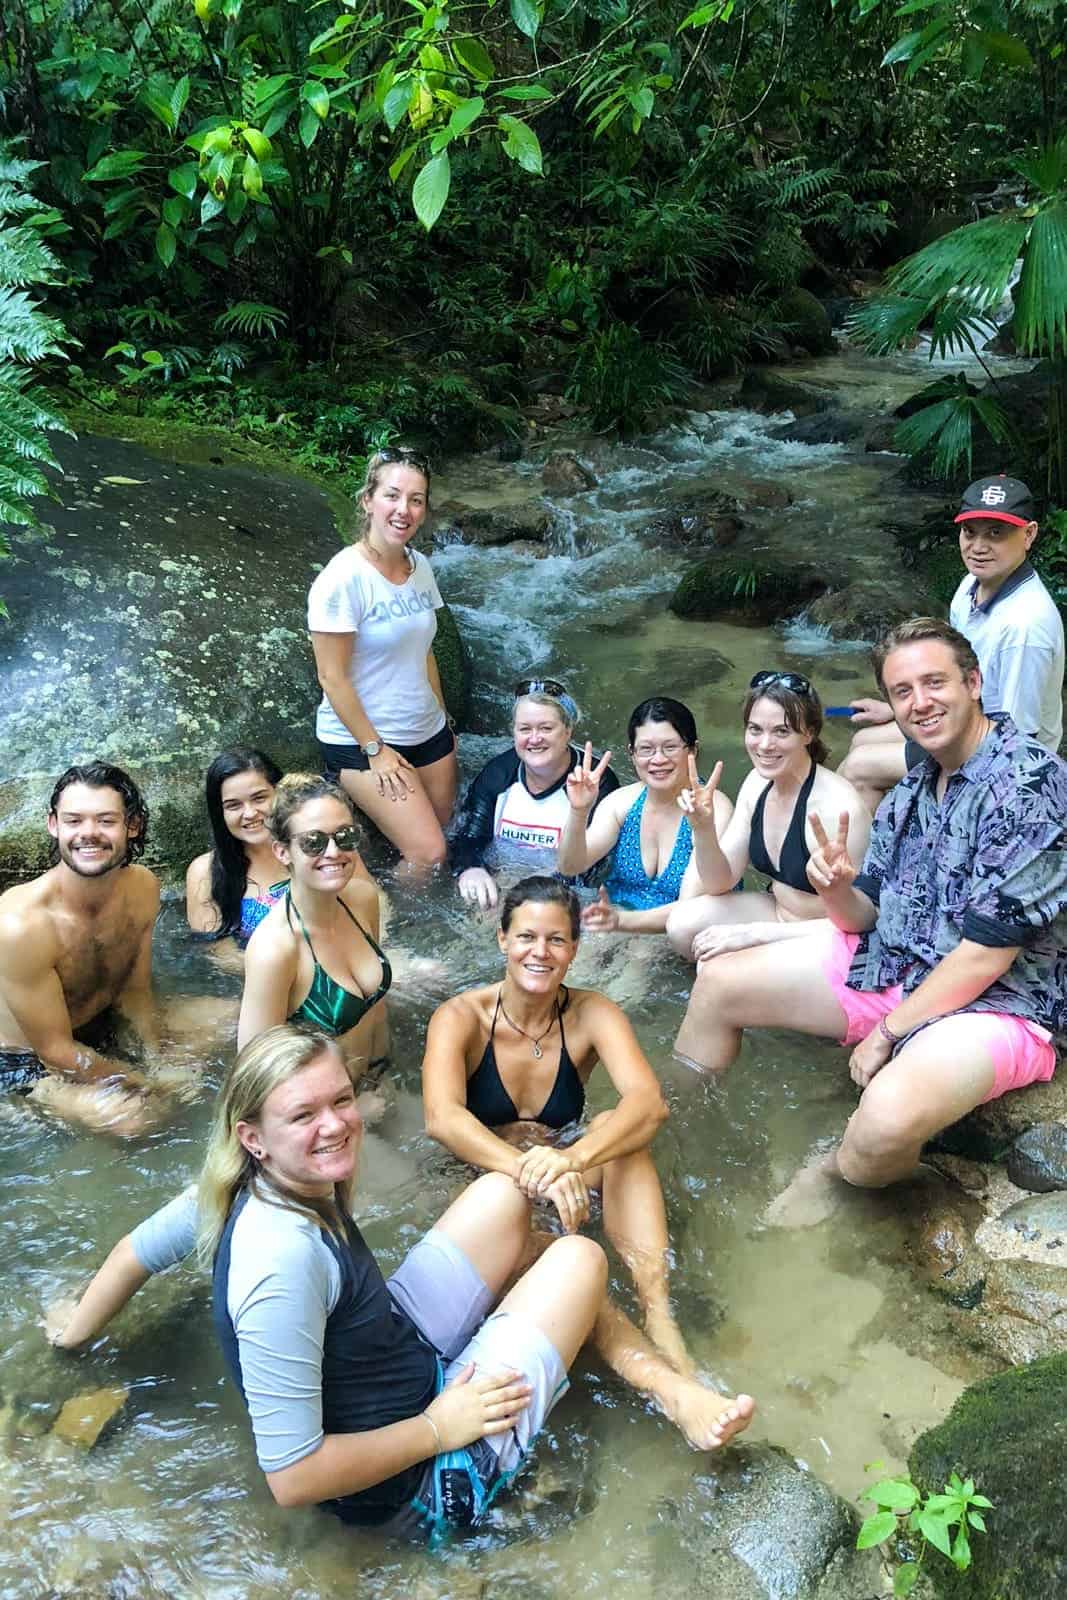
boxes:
[1,373,1001,1596]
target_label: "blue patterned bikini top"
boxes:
[237,880,288,947]
[604,789,693,910]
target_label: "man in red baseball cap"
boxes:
[839,473,1064,810]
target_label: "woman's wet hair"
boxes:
[743,681,829,765]
[48,761,149,865]
[203,747,283,939]
[197,1026,355,1265]
[268,773,360,846]
[513,690,579,735]
[500,875,581,940]
[357,446,431,535]
[627,697,698,750]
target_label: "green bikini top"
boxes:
[285,890,392,1035]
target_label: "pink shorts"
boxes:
[820,926,1056,1103]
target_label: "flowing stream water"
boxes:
[1,347,1020,1598]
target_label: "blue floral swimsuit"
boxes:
[604,789,693,910]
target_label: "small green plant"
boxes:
[857,1462,992,1597]
[732,567,760,601]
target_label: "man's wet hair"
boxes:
[872,618,981,695]
[48,762,150,865]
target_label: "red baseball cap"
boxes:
[955,475,1035,528]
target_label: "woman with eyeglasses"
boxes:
[239,775,390,1072]
[665,672,869,963]
[308,447,457,874]
[451,679,620,911]
[557,697,734,933]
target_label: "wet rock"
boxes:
[541,452,598,495]
[908,1193,987,1306]
[669,553,828,624]
[432,600,471,728]
[653,1443,877,1600]
[641,504,744,550]
[804,573,936,640]
[930,1075,1067,1163]
[738,369,836,417]
[730,477,794,511]
[863,418,900,453]
[52,1385,128,1448]
[775,287,836,357]
[766,410,863,446]
[1006,1122,1067,1193]
[434,500,551,546]
[968,1259,1067,1364]
[910,1351,1067,1599]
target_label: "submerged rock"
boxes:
[541,452,598,495]
[669,553,827,624]
[766,410,863,446]
[910,1352,1067,1599]
[738,369,836,417]
[653,1443,877,1599]
[805,574,935,640]
[434,500,551,546]
[52,1385,128,1448]
[968,1258,1067,1364]
[1006,1122,1067,1192]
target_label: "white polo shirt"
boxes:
[949,561,1064,750]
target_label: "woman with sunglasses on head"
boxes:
[557,697,734,934]
[451,679,620,911]
[665,672,868,963]
[239,775,390,1073]
[308,447,457,874]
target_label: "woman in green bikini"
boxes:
[239,774,391,1071]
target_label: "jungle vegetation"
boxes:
[0,0,1064,556]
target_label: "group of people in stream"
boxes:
[2,449,1065,1544]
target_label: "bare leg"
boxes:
[28,1075,164,1137]
[416,747,459,830]
[836,726,906,815]
[337,767,448,872]
[666,892,780,960]
[431,1171,531,1295]
[673,928,847,1073]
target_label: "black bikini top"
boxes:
[465,989,586,1129]
[748,760,818,895]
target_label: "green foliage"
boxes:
[0,142,74,590]
[857,1462,993,1597]
[893,374,1018,477]
[565,324,687,436]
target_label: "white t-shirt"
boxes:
[308,546,446,747]
[949,563,1064,750]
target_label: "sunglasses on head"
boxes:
[750,670,814,698]
[514,678,569,701]
[292,825,361,858]
[373,445,431,476]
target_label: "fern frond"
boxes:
[214,301,287,338]
[0,226,61,287]
[0,287,70,363]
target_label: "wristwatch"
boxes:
[363,739,383,757]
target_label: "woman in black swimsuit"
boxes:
[666,672,869,962]
[423,875,694,1375]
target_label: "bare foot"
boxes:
[662,1379,756,1450]
[355,1087,388,1126]
[763,1149,843,1229]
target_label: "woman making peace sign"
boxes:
[557,697,733,934]
[665,672,868,961]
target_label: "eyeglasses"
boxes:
[749,670,814,698]
[633,741,686,760]
[293,825,362,858]
[371,445,431,476]
[514,678,569,701]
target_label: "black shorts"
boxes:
[319,723,455,776]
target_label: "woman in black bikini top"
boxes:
[422,875,696,1376]
[666,672,870,965]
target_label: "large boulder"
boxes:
[967,1258,1067,1365]
[909,1353,1067,1599]
[1006,1122,1067,1192]
[766,410,863,446]
[669,553,827,624]
[652,1443,878,1599]
[775,288,836,357]
[434,499,552,546]
[738,369,837,417]
[930,1075,1067,1163]
[541,451,598,495]
[805,573,937,640]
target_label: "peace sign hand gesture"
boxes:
[806,811,857,895]
[677,755,722,832]
[566,741,613,814]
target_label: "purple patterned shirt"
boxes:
[849,714,1067,1039]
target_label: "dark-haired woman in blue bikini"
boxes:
[423,875,695,1375]
[239,775,391,1072]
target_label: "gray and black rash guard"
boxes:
[130,1185,438,1525]
[449,744,620,878]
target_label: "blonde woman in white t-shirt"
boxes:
[308,448,458,872]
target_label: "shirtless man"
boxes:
[675,619,1067,1218]
[839,475,1064,812]
[0,762,163,1135]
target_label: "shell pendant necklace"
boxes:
[499,987,557,1059]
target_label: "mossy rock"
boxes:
[909,1352,1067,1599]
[0,824,54,889]
[669,553,827,624]
[776,287,835,356]
[433,601,471,729]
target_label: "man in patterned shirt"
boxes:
[674,618,1067,1215]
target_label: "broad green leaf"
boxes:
[389,144,418,181]
[856,1512,897,1549]
[498,114,543,173]
[412,151,451,231]
[162,195,187,226]
[881,30,923,65]
[979,30,1033,69]
[448,96,484,137]
[968,1510,987,1531]
[452,37,494,81]
[242,126,272,161]
[141,349,164,365]
[893,1563,920,1598]
[629,86,654,118]
[301,80,331,120]
[83,151,146,182]
[242,154,263,198]
[496,84,553,101]
[299,106,322,147]
[155,223,176,267]
[198,241,228,267]
[104,341,138,359]
[168,162,198,199]
[916,1508,955,1559]
[253,73,295,106]
[200,190,225,224]
[171,74,190,125]
[141,88,175,131]
[384,81,413,131]
[509,0,540,39]
[678,1,730,27]
[865,1479,920,1511]
[961,35,988,79]
[1014,200,1067,354]
[419,44,448,73]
